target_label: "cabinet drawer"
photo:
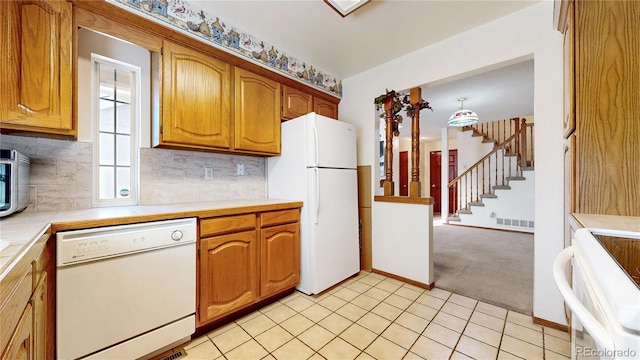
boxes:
[260,209,299,227]
[200,214,256,237]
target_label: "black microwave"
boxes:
[0,149,30,218]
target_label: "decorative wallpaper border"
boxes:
[109,0,342,97]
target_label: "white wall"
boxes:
[340,1,565,324]
[372,202,433,286]
[457,130,495,176]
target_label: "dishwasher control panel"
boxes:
[56,218,196,265]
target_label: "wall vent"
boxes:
[496,218,535,229]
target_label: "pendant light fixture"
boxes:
[448,97,478,127]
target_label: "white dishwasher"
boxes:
[56,217,197,360]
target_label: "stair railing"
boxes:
[464,117,521,146]
[448,118,534,216]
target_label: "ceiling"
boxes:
[408,58,535,140]
[191,0,538,139]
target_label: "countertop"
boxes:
[571,213,640,232]
[0,199,302,280]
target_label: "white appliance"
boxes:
[56,218,197,360]
[268,112,359,295]
[553,228,640,360]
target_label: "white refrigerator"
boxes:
[268,112,360,295]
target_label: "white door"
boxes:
[307,167,359,293]
[306,114,357,169]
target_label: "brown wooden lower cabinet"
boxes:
[197,208,300,328]
[2,303,33,360]
[199,230,259,326]
[1,273,47,360]
[1,232,50,360]
[260,223,300,298]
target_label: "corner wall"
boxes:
[339,1,565,325]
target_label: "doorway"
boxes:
[399,151,408,196]
[430,150,457,214]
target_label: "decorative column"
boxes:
[409,87,421,197]
[383,96,395,196]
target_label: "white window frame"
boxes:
[91,54,141,207]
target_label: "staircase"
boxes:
[447,118,535,232]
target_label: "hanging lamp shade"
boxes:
[448,98,478,127]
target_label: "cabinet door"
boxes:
[234,68,281,154]
[575,0,640,215]
[160,41,231,150]
[32,273,46,360]
[260,223,300,298]
[199,230,258,325]
[282,86,312,120]
[0,0,73,134]
[313,97,338,119]
[1,303,33,360]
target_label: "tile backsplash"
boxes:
[139,147,265,205]
[0,134,266,211]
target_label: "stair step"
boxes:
[506,176,526,181]
[447,216,461,222]
[468,202,484,207]
[482,139,496,144]
[521,166,535,171]
[479,194,497,199]
[493,185,512,190]
[457,209,473,214]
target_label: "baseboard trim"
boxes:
[533,316,569,333]
[372,268,434,290]
[445,223,534,235]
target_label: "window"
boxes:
[92,55,140,207]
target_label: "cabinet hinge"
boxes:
[197,248,200,257]
[159,125,163,134]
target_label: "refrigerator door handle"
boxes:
[313,121,319,166]
[314,168,320,225]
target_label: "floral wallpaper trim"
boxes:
[109,0,342,97]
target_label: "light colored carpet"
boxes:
[433,223,534,315]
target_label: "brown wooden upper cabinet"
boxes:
[156,40,232,151]
[234,68,281,155]
[0,0,74,137]
[558,0,640,216]
[156,43,282,156]
[281,85,340,121]
[314,97,339,119]
[281,85,313,120]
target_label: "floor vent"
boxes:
[158,349,187,360]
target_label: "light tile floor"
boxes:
[180,272,570,360]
